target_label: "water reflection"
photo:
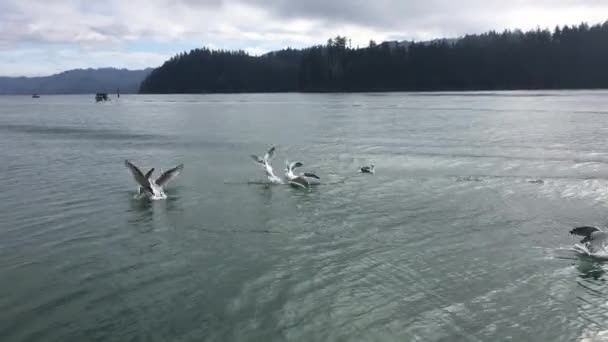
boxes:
[576,257,606,281]
[163,190,184,213]
[126,190,183,212]
[288,185,321,205]
[256,184,274,205]
[125,191,184,233]
[128,195,154,212]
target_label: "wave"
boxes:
[0,123,163,141]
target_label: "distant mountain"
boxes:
[0,68,153,95]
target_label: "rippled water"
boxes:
[2,91,608,341]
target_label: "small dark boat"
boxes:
[32,94,40,98]
[95,93,109,102]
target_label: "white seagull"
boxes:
[570,226,608,258]
[125,160,184,200]
[251,146,282,184]
[284,160,320,189]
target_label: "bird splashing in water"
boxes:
[284,160,320,189]
[125,160,184,200]
[251,146,282,184]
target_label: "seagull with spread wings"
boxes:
[125,160,184,200]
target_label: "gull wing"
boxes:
[125,160,153,193]
[303,172,320,180]
[144,168,155,180]
[155,164,184,187]
[263,146,276,163]
[570,226,601,244]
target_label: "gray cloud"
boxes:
[0,0,606,75]
[237,0,608,37]
[1,0,606,47]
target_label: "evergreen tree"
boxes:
[140,21,608,93]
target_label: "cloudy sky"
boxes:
[1,0,606,76]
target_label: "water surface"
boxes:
[1,91,608,341]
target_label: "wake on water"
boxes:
[544,245,608,261]
[572,244,608,260]
[225,176,347,186]
[133,191,167,201]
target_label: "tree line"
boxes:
[139,22,608,93]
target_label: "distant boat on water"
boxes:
[32,94,40,98]
[95,93,109,102]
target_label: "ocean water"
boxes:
[1,91,608,341]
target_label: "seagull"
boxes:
[359,164,375,174]
[251,146,282,184]
[570,226,608,256]
[125,160,184,200]
[284,160,320,189]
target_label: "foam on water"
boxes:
[572,244,608,260]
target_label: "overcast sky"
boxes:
[1,0,606,76]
